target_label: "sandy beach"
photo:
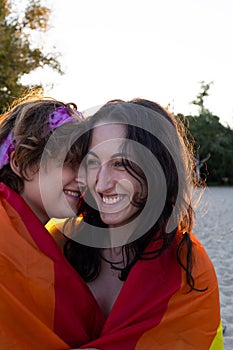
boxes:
[193,186,233,350]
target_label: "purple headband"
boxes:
[0,106,83,170]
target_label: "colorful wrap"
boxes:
[77,230,224,349]
[49,221,224,349]
[1,181,223,349]
[0,182,105,350]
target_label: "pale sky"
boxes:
[22,0,233,127]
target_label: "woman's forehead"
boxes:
[90,123,127,145]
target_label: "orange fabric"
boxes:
[135,236,221,349]
[0,197,68,349]
[48,214,223,349]
[0,183,105,349]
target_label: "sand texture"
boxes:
[193,186,233,350]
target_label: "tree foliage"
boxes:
[0,0,62,112]
[177,82,233,185]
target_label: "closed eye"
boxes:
[86,158,100,168]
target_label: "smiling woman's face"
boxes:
[86,122,146,227]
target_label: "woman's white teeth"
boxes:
[64,190,80,198]
[102,195,123,204]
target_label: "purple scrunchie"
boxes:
[0,131,15,170]
[47,106,83,130]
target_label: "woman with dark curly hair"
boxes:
[62,99,223,350]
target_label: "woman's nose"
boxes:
[95,164,113,193]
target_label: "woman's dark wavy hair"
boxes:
[64,98,205,291]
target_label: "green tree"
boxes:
[178,82,233,185]
[0,0,62,112]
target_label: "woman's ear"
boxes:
[9,151,21,177]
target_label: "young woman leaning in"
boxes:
[63,99,223,350]
[0,94,104,350]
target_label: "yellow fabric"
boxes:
[210,321,224,350]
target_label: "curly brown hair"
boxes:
[0,91,86,193]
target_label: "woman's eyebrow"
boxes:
[87,151,124,159]
[111,152,124,159]
[87,151,98,158]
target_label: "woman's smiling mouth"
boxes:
[102,194,124,205]
[64,189,81,198]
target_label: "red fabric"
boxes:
[80,238,181,349]
[80,234,222,349]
